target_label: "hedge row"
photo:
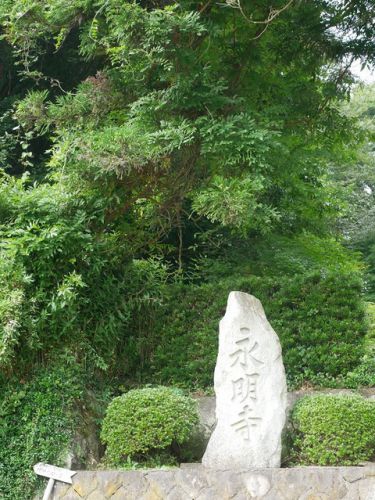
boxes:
[140,272,366,388]
[290,394,375,465]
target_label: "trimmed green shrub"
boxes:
[142,271,366,388]
[100,387,198,465]
[290,394,375,465]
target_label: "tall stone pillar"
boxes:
[202,291,287,469]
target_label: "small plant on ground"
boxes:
[290,394,375,465]
[100,386,198,466]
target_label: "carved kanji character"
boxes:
[231,405,262,440]
[232,373,260,403]
[230,338,264,369]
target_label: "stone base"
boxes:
[46,464,375,499]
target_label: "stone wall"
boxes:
[62,389,375,470]
[185,389,375,459]
[50,464,375,499]
[196,388,375,438]
[44,389,375,499]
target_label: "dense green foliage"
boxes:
[0,171,169,371]
[334,84,375,299]
[290,394,375,465]
[0,0,371,401]
[0,0,372,379]
[323,85,375,388]
[143,271,366,389]
[0,357,82,499]
[0,0,373,495]
[101,387,198,465]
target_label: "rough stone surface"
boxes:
[49,466,375,499]
[202,292,287,469]
[188,388,375,458]
[71,471,98,497]
[182,397,217,460]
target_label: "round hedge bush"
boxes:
[290,394,375,465]
[100,386,198,465]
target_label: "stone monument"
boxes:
[202,291,287,469]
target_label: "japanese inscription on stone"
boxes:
[230,331,264,439]
[202,292,287,469]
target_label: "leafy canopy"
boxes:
[0,0,373,373]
